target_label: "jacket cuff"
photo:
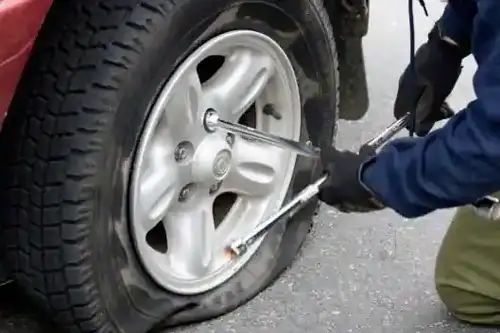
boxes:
[437,6,472,57]
[357,156,386,209]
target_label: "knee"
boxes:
[434,204,500,325]
[435,281,500,325]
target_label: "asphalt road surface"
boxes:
[1,1,497,332]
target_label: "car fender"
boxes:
[0,0,53,129]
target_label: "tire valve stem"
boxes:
[223,245,241,260]
[263,104,282,120]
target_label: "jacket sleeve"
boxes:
[361,0,500,218]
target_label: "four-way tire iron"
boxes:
[202,108,500,260]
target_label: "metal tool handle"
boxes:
[359,105,500,220]
[363,116,409,151]
[362,103,455,152]
[204,110,321,158]
[225,174,329,258]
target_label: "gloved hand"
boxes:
[394,22,468,136]
[318,145,386,213]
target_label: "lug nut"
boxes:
[178,184,193,202]
[175,148,187,161]
[174,141,193,162]
[209,181,222,195]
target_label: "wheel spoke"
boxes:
[163,70,205,140]
[164,198,216,278]
[205,49,274,121]
[223,138,283,197]
[138,161,179,230]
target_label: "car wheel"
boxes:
[0,0,339,332]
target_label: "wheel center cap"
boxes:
[192,135,233,183]
[213,150,232,179]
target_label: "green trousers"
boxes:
[435,193,500,325]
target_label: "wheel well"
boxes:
[324,0,370,121]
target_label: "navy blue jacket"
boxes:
[362,0,500,218]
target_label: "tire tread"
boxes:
[1,1,178,332]
[0,0,340,332]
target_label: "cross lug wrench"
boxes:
[218,110,408,259]
[202,108,500,260]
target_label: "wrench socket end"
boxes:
[223,246,239,260]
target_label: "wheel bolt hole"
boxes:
[146,222,168,253]
[174,141,194,163]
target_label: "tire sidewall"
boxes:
[92,0,338,330]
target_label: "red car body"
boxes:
[0,0,53,129]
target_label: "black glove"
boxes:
[318,145,385,213]
[394,22,468,136]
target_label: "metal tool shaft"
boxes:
[225,174,329,258]
[363,103,454,150]
[364,116,408,150]
[204,109,320,158]
[363,110,500,221]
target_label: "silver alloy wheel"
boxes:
[129,30,301,294]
